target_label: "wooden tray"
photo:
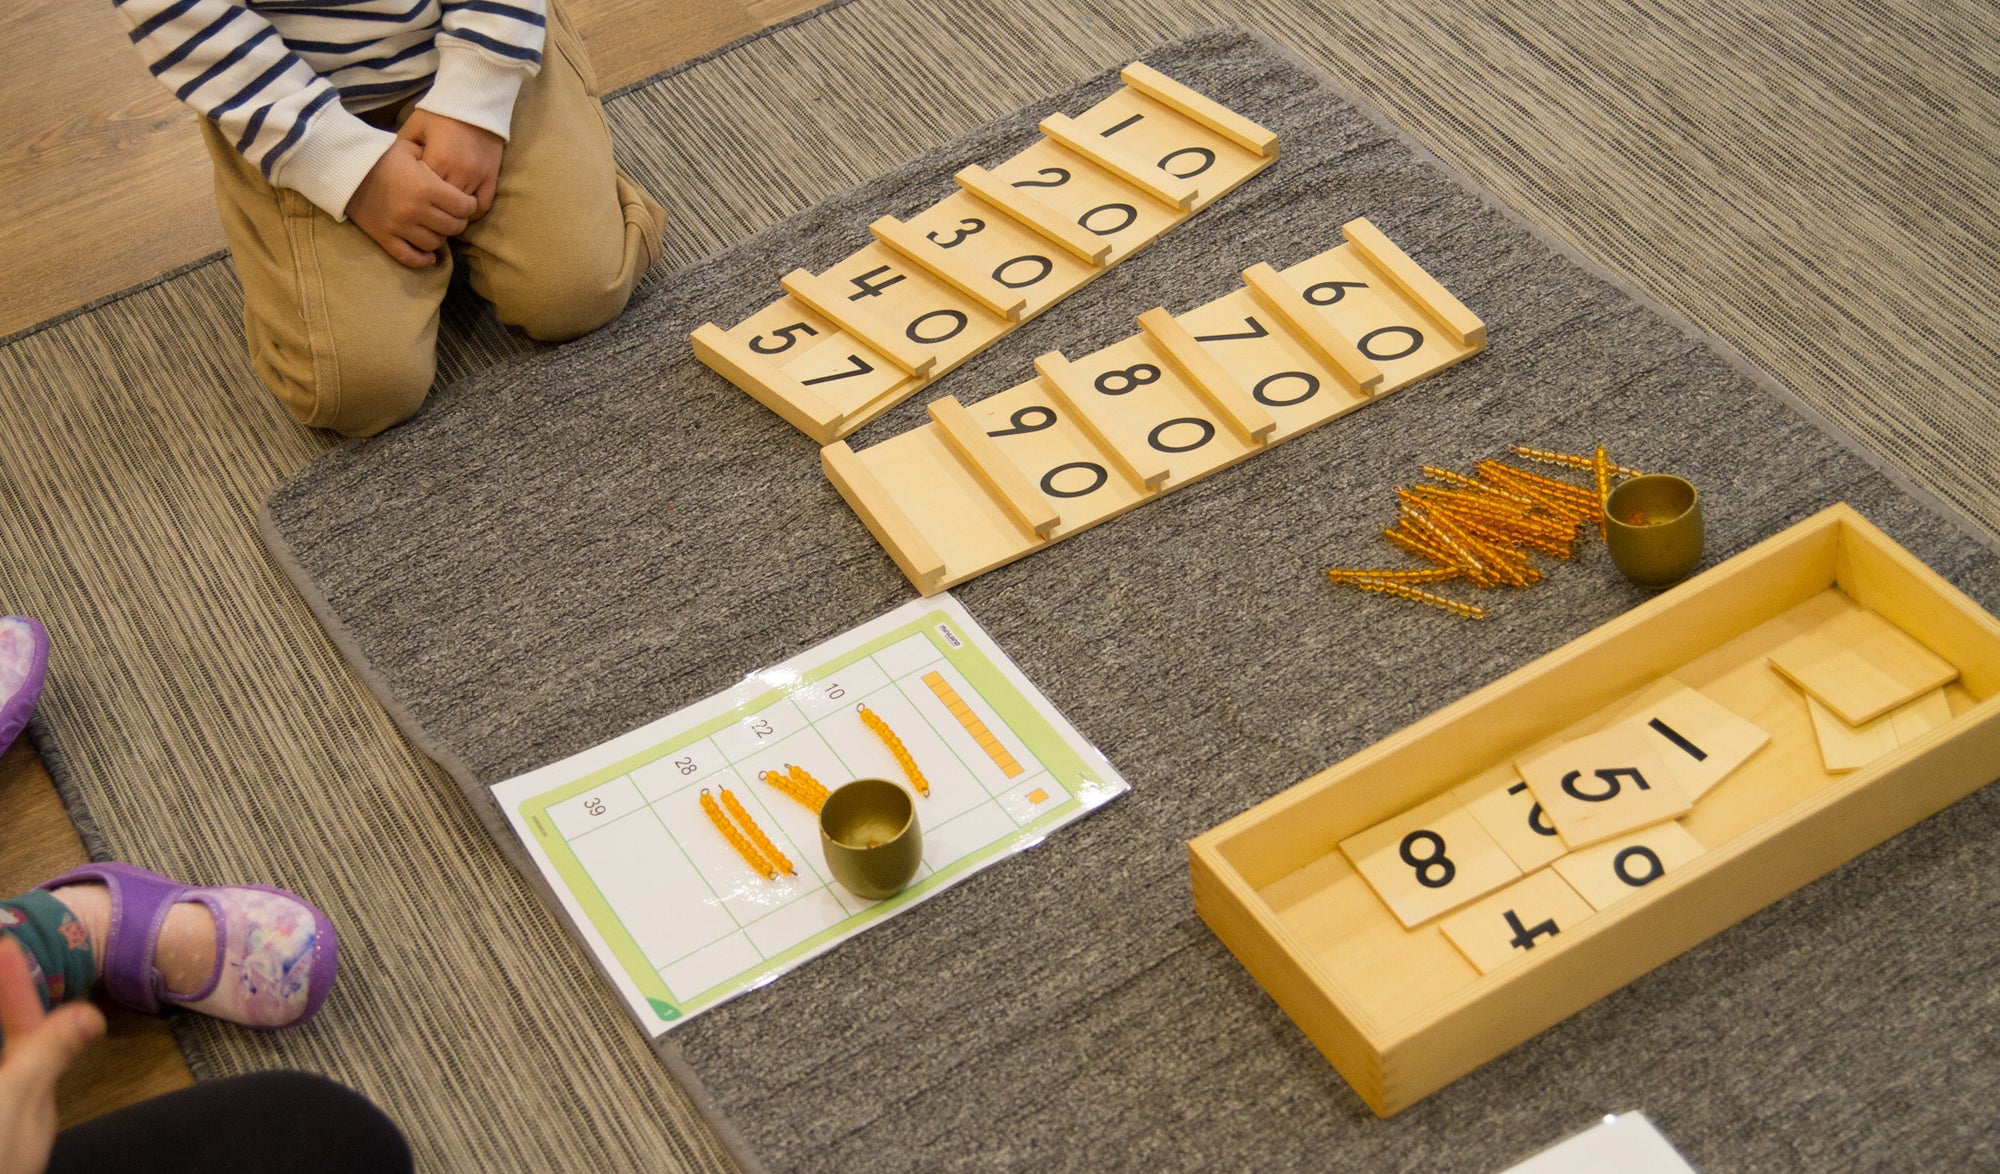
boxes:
[1189,503,2000,1116]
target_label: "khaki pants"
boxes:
[203,3,664,436]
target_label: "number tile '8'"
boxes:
[1339,792,1523,929]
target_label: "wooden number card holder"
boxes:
[1189,504,2000,1117]
[821,217,1485,595]
[691,63,1280,443]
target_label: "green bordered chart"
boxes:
[493,596,1128,1035]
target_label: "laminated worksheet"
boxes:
[494,597,1128,1035]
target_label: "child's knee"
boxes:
[254,343,435,438]
[499,264,634,343]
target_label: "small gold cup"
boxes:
[1604,474,1704,590]
[819,779,923,900]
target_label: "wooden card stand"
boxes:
[692,64,1281,443]
[1188,504,2000,1117]
[824,217,1485,595]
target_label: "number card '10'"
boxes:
[691,63,1281,443]
[823,217,1485,595]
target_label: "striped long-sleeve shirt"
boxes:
[116,0,547,220]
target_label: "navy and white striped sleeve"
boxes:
[414,0,546,141]
[115,0,396,220]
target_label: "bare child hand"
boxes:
[398,110,504,220]
[0,936,105,1174]
[345,139,478,268]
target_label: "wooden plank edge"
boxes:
[1136,307,1275,444]
[955,165,1112,265]
[1032,352,1170,491]
[927,396,1061,538]
[1341,217,1486,349]
[1241,263,1385,396]
[1119,62,1279,157]
[820,441,948,594]
[778,268,937,376]
[1039,114,1197,210]
[869,217,1026,321]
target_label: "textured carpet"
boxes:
[5,1,1998,1171]
[265,25,2000,1174]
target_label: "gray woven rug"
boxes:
[6,2,1997,1171]
[265,25,2000,1174]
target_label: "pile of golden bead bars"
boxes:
[1326,445,1641,620]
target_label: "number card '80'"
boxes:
[822,217,1485,596]
[691,63,1280,443]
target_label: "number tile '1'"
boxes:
[1439,869,1596,975]
[1339,792,1521,929]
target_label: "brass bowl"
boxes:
[819,778,923,900]
[1604,474,1704,590]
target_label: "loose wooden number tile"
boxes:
[1549,822,1707,911]
[824,217,1486,594]
[1608,678,1771,800]
[1439,869,1596,975]
[1339,793,1521,929]
[1805,687,1952,772]
[691,63,1281,443]
[1766,606,1958,725]
[1515,725,1693,850]
[1452,762,1567,873]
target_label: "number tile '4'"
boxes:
[1439,869,1596,975]
[1339,792,1521,929]
[1516,724,1693,849]
[1549,821,1707,911]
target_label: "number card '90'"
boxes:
[691,63,1280,443]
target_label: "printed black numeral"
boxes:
[992,255,1054,289]
[848,265,906,300]
[1504,909,1560,951]
[674,757,698,776]
[748,718,775,739]
[1147,417,1214,453]
[1398,830,1456,889]
[1357,325,1424,361]
[1560,766,1653,803]
[1648,717,1709,762]
[1613,846,1666,888]
[1100,112,1144,137]
[1303,280,1368,305]
[1158,146,1215,179]
[1040,461,1107,499]
[1506,782,1559,837]
[1252,370,1318,407]
[584,798,606,817]
[1012,167,1070,188]
[1094,363,1160,396]
[987,406,1057,438]
[906,309,968,345]
[1079,203,1138,236]
[926,218,985,248]
[1192,316,1268,343]
[748,322,819,354]
[799,354,874,385]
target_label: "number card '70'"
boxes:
[691,63,1281,443]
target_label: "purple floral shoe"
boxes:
[39,862,338,1030]
[0,616,49,755]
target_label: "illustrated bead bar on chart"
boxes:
[822,216,1486,595]
[691,63,1280,443]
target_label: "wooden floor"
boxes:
[0,0,822,1129]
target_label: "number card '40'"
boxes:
[823,217,1485,595]
[691,64,1280,443]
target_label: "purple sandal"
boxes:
[38,862,339,1029]
[0,616,49,755]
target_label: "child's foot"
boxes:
[40,863,337,1029]
[0,616,50,755]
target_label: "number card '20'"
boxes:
[691,63,1281,443]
